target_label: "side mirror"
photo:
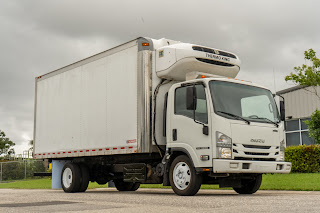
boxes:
[186,86,197,110]
[280,100,285,121]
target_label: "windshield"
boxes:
[209,81,280,123]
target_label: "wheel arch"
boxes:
[169,148,196,168]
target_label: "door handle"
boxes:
[172,129,177,141]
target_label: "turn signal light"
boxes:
[142,43,149,46]
[200,155,210,161]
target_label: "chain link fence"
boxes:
[0,160,47,182]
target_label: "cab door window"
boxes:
[175,85,208,124]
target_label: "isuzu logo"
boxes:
[251,139,265,143]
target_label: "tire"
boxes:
[61,163,81,193]
[96,178,108,185]
[169,155,202,196]
[114,180,140,191]
[233,174,262,194]
[130,182,140,191]
[78,164,90,192]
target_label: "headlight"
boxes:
[279,140,285,161]
[216,132,232,159]
[216,132,232,147]
[218,147,232,159]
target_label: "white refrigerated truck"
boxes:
[34,37,291,196]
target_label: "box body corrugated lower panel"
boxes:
[34,41,149,159]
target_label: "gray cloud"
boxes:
[0,0,319,153]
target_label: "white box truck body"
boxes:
[34,37,291,195]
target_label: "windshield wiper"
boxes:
[252,117,279,128]
[216,111,250,125]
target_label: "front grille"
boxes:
[243,144,271,149]
[192,46,237,59]
[196,58,234,67]
[233,143,277,160]
[244,152,269,156]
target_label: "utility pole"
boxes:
[0,162,2,182]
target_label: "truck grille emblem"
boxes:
[250,139,265,143]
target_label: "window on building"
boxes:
[285,118,315,146]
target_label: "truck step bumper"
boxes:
[212,159,292,174]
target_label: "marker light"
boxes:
[142,43,149,46]
[200,155,209,161]
[201,75,206,78]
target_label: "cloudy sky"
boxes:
[0,0,319,154]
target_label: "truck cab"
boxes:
[165,76,291,195]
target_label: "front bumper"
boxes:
[212,159,292,173]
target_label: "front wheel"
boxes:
[169,155,202,196]
[233,174,262,194]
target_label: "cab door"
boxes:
[167,83,212,168]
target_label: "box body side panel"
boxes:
[34,44,139,158]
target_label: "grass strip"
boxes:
[1,173,320,191]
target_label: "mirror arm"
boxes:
[276,94,286,122]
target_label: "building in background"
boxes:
[276,85,320,146]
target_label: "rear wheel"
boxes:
[169,155,202,196]
[233,174,262,194]
[114,180,140,191]
[130,183,141,191]
[96,177,108,185]
[78,164,90,192]
[61,163,81,193]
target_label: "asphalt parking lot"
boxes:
[1,188,320,213]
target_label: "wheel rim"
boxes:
[173,162,191,190]
[62,167,72,188]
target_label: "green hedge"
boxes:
[285,145,320,173]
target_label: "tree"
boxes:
[304,110,320,144]
[0,130,15,156]
[285,49,320,144]
[285,49,320,98]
